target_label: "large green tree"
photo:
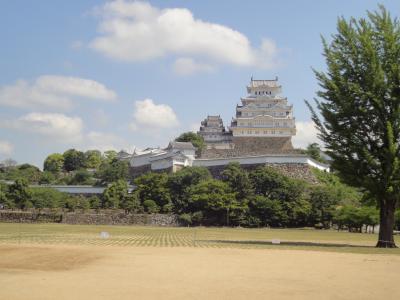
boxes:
[307,6,400,247]
[43,153,64,173]
[63,149,85,172]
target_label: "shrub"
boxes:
[179,213,192,226]
[143,200,160,213]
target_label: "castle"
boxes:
[129,78,329,180]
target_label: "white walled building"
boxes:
[130,142,196,176]
[230,77,296,137]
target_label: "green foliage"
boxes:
[248,196,286,227]
[7,179,32,209]
[143,200,160,213]
[30,188,68,210]
[84,150,102,169]
[175,132,205,152]
[221,162,253,201]
[168,166,211,213]
[187,179,236,225]
[39,171,56,184]
[312,169,362,206]
[0,183,14,209]
[97,159,129,184]
[120,192,142,213]
[333,205,379,232]
[179,213,192,226]
[308,185,340,228]
[69,169,95,185]
[102,180,128,209]
[0,164,42,184]
[302,143,327,163]
[88,195,101,210]
[306,6,400,246]
[44,153,64,173]
[63,149,85,172]
[134,172,171,212]
[103,150,118,163]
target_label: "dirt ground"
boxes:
[0,244,399,300]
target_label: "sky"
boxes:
[0,0,399,168]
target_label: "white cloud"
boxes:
[81,131,133,152]
[130,98,179,131]
[1,113,84,143]
[0,140,13,156]
[0,75,117,110]
[292,121,321,149]
[90,0,279,69]
[173,58,215,75]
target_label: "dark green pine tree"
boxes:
[307,6,400,247]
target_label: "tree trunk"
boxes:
[376,201,397,248]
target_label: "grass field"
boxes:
[0,222,399,254]
[1,223,400,300]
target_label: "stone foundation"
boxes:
[206,163,318,184]
[200,137,299,158]
[0,210,179,226]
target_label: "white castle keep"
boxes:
[230,77,296,137]
[129,77,329,178]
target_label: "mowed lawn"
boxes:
[0,222,399,254]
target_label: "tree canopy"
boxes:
[307,6,400,247]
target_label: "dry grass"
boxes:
[0,223,399,254]
[1,224,400,299]
[0,244,400,300]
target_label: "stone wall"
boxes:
[62,212,178,226]
[200,136,299,159]
[206,163,318,184]
[0,210,179,226]
[0,211,63,223]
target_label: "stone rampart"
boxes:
[200,136,299,158]
[206,163,318,184]
[0,210,179,226]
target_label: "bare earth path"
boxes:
[1,244,399,300]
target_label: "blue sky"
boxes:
[0,0,399,167]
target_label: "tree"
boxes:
[44,153,64,173]
[97,159,129,184]
[249,167,309,227]
[84,150,102,169]
[175,132,205,154]
[7,179,32,209]
[69,169,94,185]
[143,199,160,213]
[102,180,128,209]
[134,173,171,212]
[120,192,142,213]
[30,188,68,210]
[249,195,286,227]
[221,162,253,201]
[0,184,14,209]
[187,179,236,226]
[103,150,118,163]
[307,6,400,247]
[303,143,326,163]
[309,185,340,228]
[63,149,85,172]
[168,166,211,213]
